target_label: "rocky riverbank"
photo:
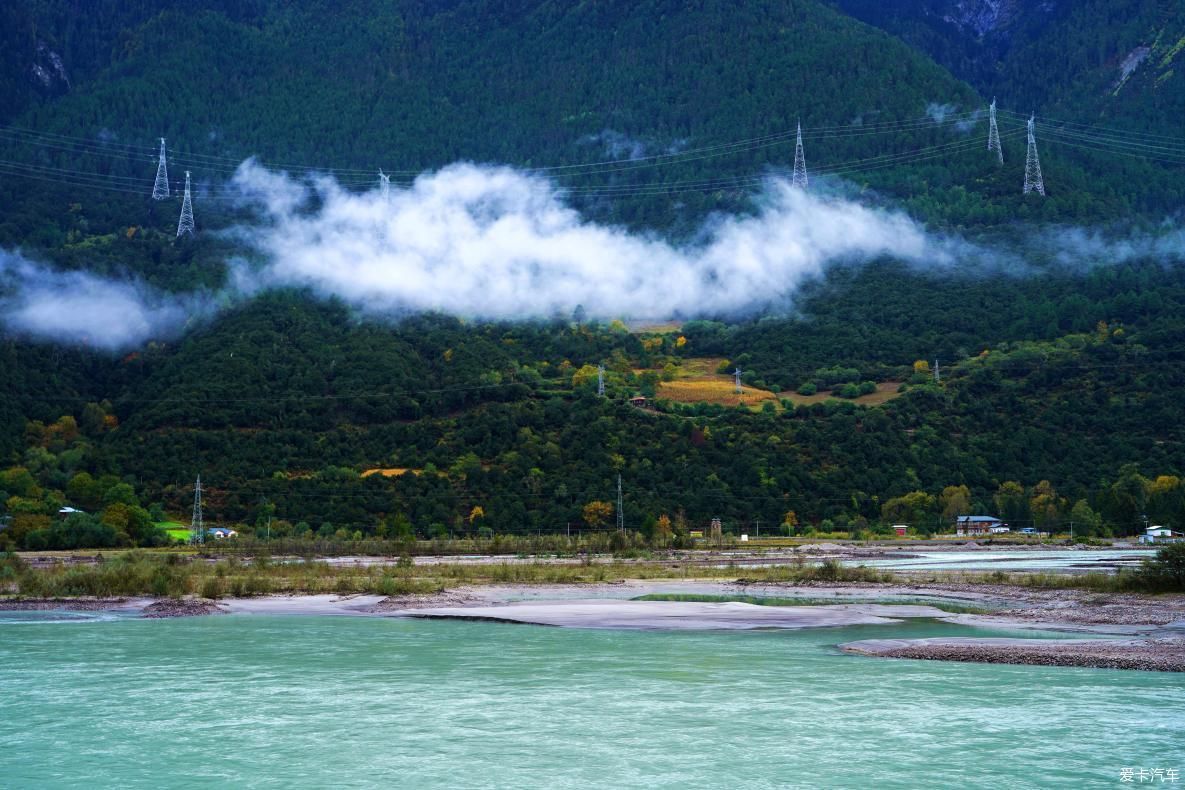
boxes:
[840,635,1185,672]
[141,598,224,618]
[0,597,139,612]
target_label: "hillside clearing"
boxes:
[783,381,904,407]
[656,378,778,407]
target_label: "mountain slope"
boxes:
[0,0,1018,258]
[833,0,1185,125]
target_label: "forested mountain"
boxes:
[1,0,1183,548]
[834,0,1185,124]
[2,0,1182,256]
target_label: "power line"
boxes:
[995,108,1185,144]
[0,110,980,180]
[0,130,1021,203]
[21,352,1183,408]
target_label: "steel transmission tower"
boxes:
[152,138,170,199]
[792,122,808,189]
[987,99,1003,165]
[1023,114,1045,196]
[597,364,605,397]
[379,169,390,201]
[734,367,743,394]
[176,171,195,237]
[616,474,624,532]
[190,475,205,546]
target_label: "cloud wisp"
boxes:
[0,250,210,351]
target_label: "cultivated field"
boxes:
[653,357,779,407]
[656,379,779,407]
[650,358,902,409]
[361,468,419,478]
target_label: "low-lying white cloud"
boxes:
[2,160,1183,351]
[232,162,947,319]
[0,250,207,350]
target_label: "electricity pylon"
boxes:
[1023,114,1045,196]
[597,365,605,397]
[987,99,1003,165]
[152,138,170,199]
[616,474,624,532]
[176,170,195,237]
[792,121,808,189]
[190,475,204,546]
[379,169,390,201]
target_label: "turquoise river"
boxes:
[1,610,1182,788]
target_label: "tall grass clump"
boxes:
[1135,543,1185,593]
[14,552,196,598]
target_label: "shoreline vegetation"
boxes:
[2,541,1182,599]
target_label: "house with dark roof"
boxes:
[955,515,1005,536]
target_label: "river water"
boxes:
[852,549,1151,573]
[1,610,1181,788]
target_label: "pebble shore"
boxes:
[841,636,1185,672]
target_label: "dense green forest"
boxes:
[0,0,1183,549]
[3,261,1183,549]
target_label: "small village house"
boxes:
[956,515,1005,536]
[1139,526,1182,544]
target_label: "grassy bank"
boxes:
[0,553,894,599]
[2,547,1180,599]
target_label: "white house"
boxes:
[1139,526,1182,544]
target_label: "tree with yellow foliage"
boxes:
[582,500,613,529]
[571,364,600,389]
[782,509,799,535]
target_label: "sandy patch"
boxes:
[398,599,948,630]
[217,594,388,616]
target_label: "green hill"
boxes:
[0,0,1183,547]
